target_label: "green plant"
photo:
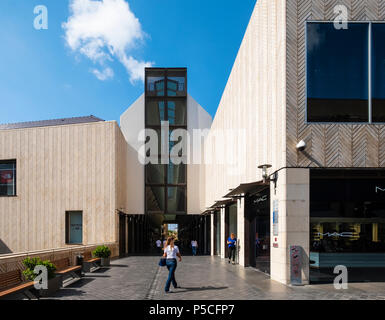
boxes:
[22,257,56,281]
[92,245,111,258]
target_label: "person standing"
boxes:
[255,233,260,258]
[191,240,198,256]
[227,233,237,264]
[156,239,162,254]
[163,237,182,293]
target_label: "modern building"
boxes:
[203,0,385,285]
[0,68,212,270]
[2,0,385,287]
[0,116,126,258]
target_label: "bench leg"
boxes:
[23,290,38,300]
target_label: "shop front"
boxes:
[247,188,270,274]
[310,169,385,283]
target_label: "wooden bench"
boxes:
[82,252,101,273]
[0,270,36,300]
[53,258,82,287]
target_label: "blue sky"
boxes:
[0,0,256,124]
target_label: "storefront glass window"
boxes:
[310,170,385,281]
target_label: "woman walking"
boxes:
[163,236,182,293]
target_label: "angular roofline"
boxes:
[0,115,105,130]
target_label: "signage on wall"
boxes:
[272,200,279,248]
[253,195,268,204]
[290,245,302,286]
[273,200,279,236]
[317,232,354,238]
[375,186,385,193]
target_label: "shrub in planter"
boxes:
[93,246,111,266]
[22,257,60,297]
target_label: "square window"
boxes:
[307,23,369,122]
[0,160,16,196]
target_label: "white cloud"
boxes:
[91,67,114,81]
[62,0,153,82]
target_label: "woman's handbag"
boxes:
[158,258,166,267]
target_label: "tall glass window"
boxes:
[146,164,165,184]
[167,100,187,125]
[145,68,187,215]
[167,187,186,213]
[307,23,369,122]
[147,76,165,96]
[372,24,385,122]
[146,186,166,213]
[146,101,165,126]
[66,211,83,244]
[0,160,16,196]
[167,163,186,184]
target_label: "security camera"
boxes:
[296,140,307,152]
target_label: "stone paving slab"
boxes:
[42,256,385,300]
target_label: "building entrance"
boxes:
[247,188,270,273]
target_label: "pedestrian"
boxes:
[255,233,260,258]
[156,239,162,254]
[191,240,198,256]
[163,237,182,293]
[227,233,237,264]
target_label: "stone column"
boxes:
[270,168,310,285]
[210,213,215,256]
[237,197,245,266]
[220,207,226,259]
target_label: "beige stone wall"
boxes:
[286,0,385,167]
[0,121,122,255]
[270,168,310,285]
[204,0,286,209]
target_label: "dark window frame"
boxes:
[306,21,385,124]
[0,159,16,197]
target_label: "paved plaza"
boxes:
[42,256,385,300]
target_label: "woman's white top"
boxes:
[165,245,179,259]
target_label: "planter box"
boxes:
[37,275,62,298]
[101,257,110,267]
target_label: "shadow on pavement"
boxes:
[110,264,129,268]
[170,286,228,293]
[49,288,87,298]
